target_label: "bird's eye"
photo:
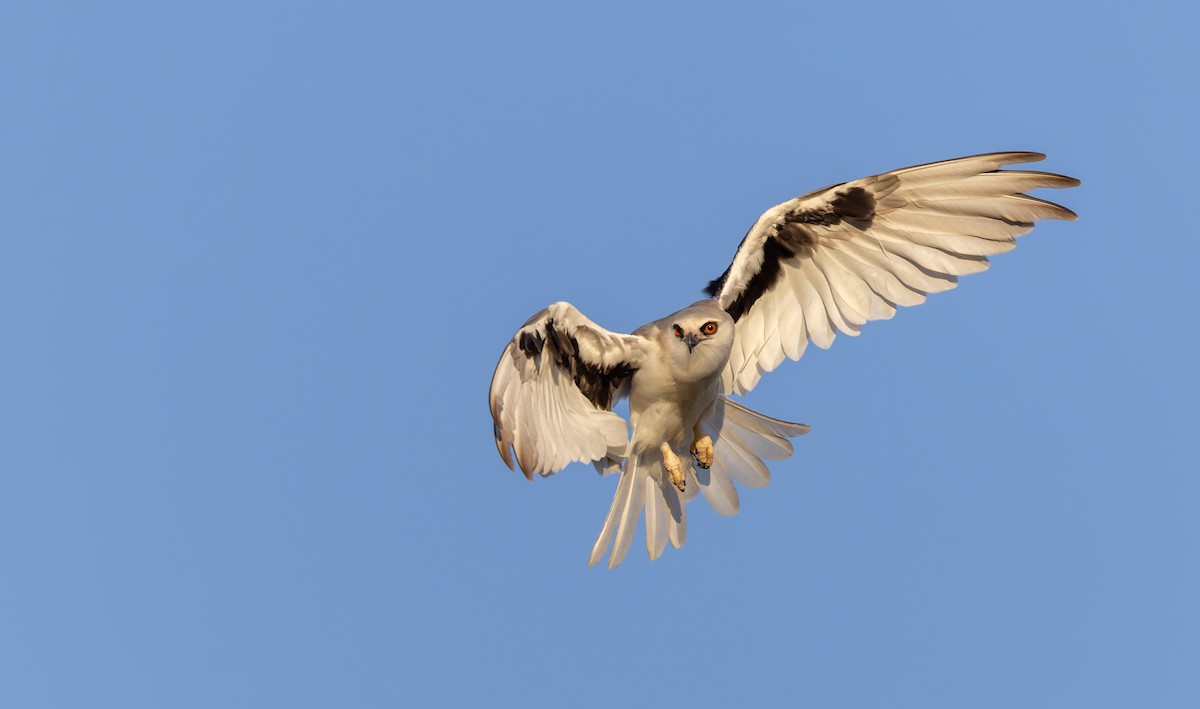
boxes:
[701,321,719,336]
[673,324,684,338]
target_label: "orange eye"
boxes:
[701,321,719,336]
[673,324,684,338]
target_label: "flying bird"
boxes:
[489,152,1078,568]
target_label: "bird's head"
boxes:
[664,301,734,379]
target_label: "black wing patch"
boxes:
[705,185,876,322]
[522,319,637,410]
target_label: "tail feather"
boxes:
[668,495,687,549]
[589,396,809,568]
[609,456,649,568]
[589,455,651,569]
[588,460,637,566]
[713,424,774,488]
[696,456,740,515]
[644,476,669,560]
[720,398,811,459]
[701,396,811,489]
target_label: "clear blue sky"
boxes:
[2,2,1197,707]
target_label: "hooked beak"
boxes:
[683,333,700,352]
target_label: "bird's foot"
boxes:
[690,434,713,469]
[661,443,686,493]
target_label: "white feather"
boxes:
[644,474,668,560]
[696,459,740,516]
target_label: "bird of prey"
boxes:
[489,152,1078,569]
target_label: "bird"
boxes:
[489,152,1078,569]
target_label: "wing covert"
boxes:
[706,152,1079,394]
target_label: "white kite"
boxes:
[489,152,1078,568]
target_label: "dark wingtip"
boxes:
[705,265,732,298]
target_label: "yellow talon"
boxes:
[661,442,686,492]
[690,434,713,469]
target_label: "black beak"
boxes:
[683,333,700,352]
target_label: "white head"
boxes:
[660,300,735,381]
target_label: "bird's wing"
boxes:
[490,302,646,478]
[705,152,1079,394]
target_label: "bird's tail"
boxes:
[588,451,687,569]
[587,396,809,569]
[698,395,812,495]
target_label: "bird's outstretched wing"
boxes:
[705,152,1079,394]
[490,302,646,478]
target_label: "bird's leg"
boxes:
[661,442,686,493]
[690,426,714,470]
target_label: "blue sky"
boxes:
[2,1,1197,707]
